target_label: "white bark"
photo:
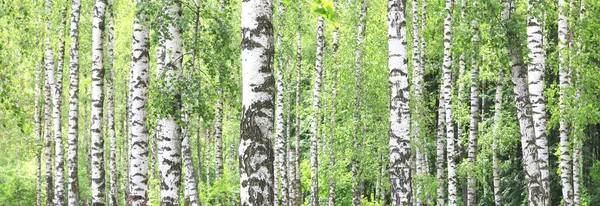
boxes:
[467,7,480,206]
[558,0,573,204]
[328,17,339,206]
[240,0,275,204]
[436,85,445,206]
[310,12,325,206]
[526,0,551,201]
[501,0,545,204]
[353,1,367,205]
[35,59,43,206]
[67,0,82,204]
[440,0,456,205]
[492,73,504,206]
[388,0,411,204]
[275,1,288,204]
[44,66,54,206]
[292,26,302,206]
[157,1,184,204]
[182,109,201,206]
[128,0,151,204]
[215,90,224,182]
[107,0,117,204]
[91,0,107,204]
[573,2,585,205]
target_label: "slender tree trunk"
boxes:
[328,17,339,206]
[501,0,545,204]
[440,0,456,205]
[492,73,504,206]
[182,109,201,206]
[239,0,275,204]
[411,0,428,204]
[90,0,108,204]
[274,1,288,205]
[106,0,118,204]
[435,84,445,206]
[353,1,367,205]
[387,0,411,204]
[467,6,480,205]
[573,2,585,205]
[124,92,131,206]
[293,25,302,206]
[67,0,82,204]
[205,130,211,186]
[215,89,224,181]
[526,0,551,202]
[35,58,43,206]
[44,66,54,206]
[558,0,573,204]
[128,0,151,203]
[157,1,184,204]
[310,8,325,206]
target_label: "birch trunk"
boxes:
[157,1,184,204]
[328,17,339,206]
[526,0,551,201]
[128,0,151,204]
[67,0,82,204]
[436,85,445,206]
[310,13,325,206]
[214,89,224,181]
[35,59,42,206]
[573,2,585,205]
[106,0,118,204]
[501,0,545,204]
[467,8,480,206]
[387,0,411,204]
[492,73,504,206]
[90,0,108,204]
[558,0,573,204]
[275,1,288,204]
[411,0,427,204]
[44,66,54,206]
[440,0,456,205]
[353,1,367,205]
[239,0,275,204]
[293,26,302,206]
[182,109,201,206]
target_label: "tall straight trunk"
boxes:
[239,0,275,204]
[492,73,504,206]
[44,0,66,203]
[558,0,573,204]
[456,0,466,164]
[411,0,427,204]
[157,1,184,204]
[526,0,551,201]
[286,75,294,206]
[387,0,411,204]
[44,67,54,206]
[501,0,545,204]
[440,0,456,205]
[205,129,211,186]
[274,0,288,205]
[293,25,302,206]
[182,109,201,206]
[467,7,480,206]
[67,0,82,204]
[215,89,224,181]
[328,16,339,206]
[435,85,445,206]
[35,59,43,206]
[124,92,131,206]
[106,0,118,204]
[573,2,585,205]
[353,1,367,205]
[91,0,108,204]
[128,0,151,204]
[310,11,325,206]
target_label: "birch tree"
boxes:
[573,1,585,205]
[44,64,54,206]
[293,24,302,206]
[127,0,151,204]
[440,0,456,205]
[353,1,367,205]
[274,0,288,205]
[492,73,504,206]
[387,0,411,204]
[239,0,275,204]
[90,0,108,204]
[182,109,201,206]
[310,5,325,206]
[558,0,573,204]
[66,0,82,204]
[526,0,551,201]
[35,59,42,206]
[411,0,427,203]
[328,8,339,206]
[436,87,445,206]
[466,4,480,205]
[106,0,118,204]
